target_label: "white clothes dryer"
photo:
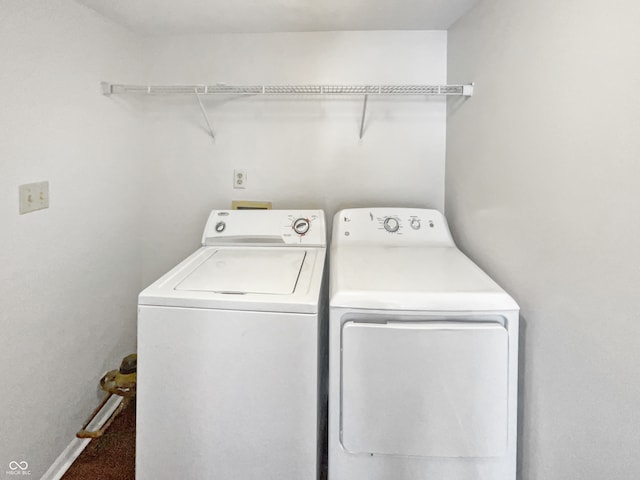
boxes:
[328,208,519,480]
[137,209,327,480]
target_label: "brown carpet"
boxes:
[61,399,327,479]
[62,400,136,480]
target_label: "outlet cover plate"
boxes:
[234,169,247,189]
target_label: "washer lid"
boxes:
[176,249,306,295]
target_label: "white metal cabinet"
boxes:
[137,306,319,480]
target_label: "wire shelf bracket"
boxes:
[359,94,369,140]
[101,81,474,139]
[194,91,215,140]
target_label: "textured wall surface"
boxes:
[1,9,448,476]
[137,31,448,283]
[446,1,640,478]
[0,2,143,477]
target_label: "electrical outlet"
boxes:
[19,181,49,214]
[234,169,247,189]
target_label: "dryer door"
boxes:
[341,321,509,458]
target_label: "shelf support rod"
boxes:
[359,94,369,139]
[195,91,215,140]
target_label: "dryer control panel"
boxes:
[202,209,326,246]
[333,208,454,246]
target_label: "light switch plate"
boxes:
[19,181,49,214]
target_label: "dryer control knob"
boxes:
[293,218,310,235]
[383,217,400,233]
[410,219,421,230]
[215,221,226,233]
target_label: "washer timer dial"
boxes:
[292,218,310,235]
[383,217,400,233]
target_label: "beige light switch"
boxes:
[19,181,49,214]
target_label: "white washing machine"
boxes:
[328,208,519,480]
[137,209,327,480]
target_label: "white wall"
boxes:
[137,31,447,282]
[0,2,144,477]
[447,1,640,478]
[1,18,448,475]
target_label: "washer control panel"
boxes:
[333,208,453,246]
[202,210,326,246]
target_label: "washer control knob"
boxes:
[293,218,310,235]
[215,221,226,233]
[383,217,400,233]
[410,219,421,230]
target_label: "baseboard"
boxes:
[41,396,124,480]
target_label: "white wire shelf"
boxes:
[101,82,474,97]
[100,81,474,139]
